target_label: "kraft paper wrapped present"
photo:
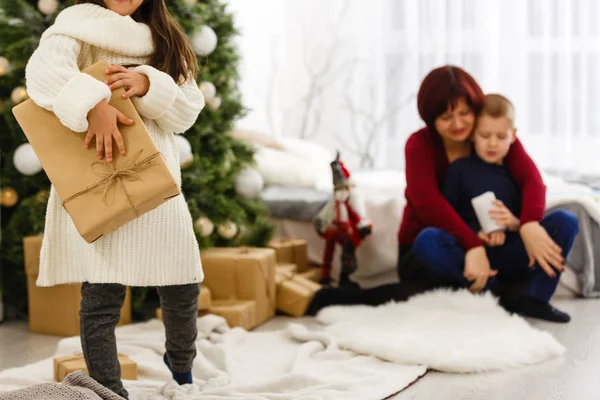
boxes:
[276,263,297,276]
[199,285,211,311]
[12,60,180,243]
[24,235,131,337]
[200,247,276,328]
[299,267,321,283]
[276,274,322,317]
[53,353,137,382]
[268,238,309,272]
[209,300,257,330]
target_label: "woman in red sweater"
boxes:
[307,65,571,315]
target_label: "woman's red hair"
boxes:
[417,65,485,128]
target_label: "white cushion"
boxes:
[253,146,318,188]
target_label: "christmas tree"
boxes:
[0,0,273,317]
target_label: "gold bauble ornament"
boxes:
[0,56,10,76]
[217,220,238,239]
[1,187,19,207]
[11,86,28,104]
[36,189,49,204]
[194,216,214,237]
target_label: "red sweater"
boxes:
[398,127,546,250]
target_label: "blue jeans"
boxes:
[412,210,579,303]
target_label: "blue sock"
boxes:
[163,353,193,385]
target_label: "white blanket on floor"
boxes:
[0,314,425,400]
[317,289,565,373]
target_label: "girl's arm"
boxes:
[504,138,546,224]
[130,66,205,134]
[405,133,482,250]
[25,35,111,133]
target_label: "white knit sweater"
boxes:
[25,4,205,287]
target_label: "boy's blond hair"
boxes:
[480,94,515,128]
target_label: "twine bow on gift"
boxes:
[62,150,160,216]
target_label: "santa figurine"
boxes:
[314,151,372,287]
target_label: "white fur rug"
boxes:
[315,289,565,373]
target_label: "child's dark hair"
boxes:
[77,0,199,84]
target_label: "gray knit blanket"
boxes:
[0,371,125,400]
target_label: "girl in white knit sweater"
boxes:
[25,1,205,397]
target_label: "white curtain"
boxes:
[228,0,600,174]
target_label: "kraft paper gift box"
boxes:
[199,285,212,311]
[276,275,322,317]
[299,267,321,283]
[268,238,309,272]
[24,235,131,336]
[209,300,257,330]
[12,60,180,243]
[53,353,137,382]
[200,247,276,328]
[276,263,297,276]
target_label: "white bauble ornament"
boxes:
[11,86,28,104]
[194,217,214,237]
[0,57,10,76]
[207,96,222,110]
[13,143,42,176]
[180,151,193,169]
[174,135,192,158]
[192,26,218,56]
[199,81,216,102]
[218,221,238,239]
[235,168,264,199]
[38,0,58,15]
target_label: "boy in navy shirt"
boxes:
[413,94,578,322]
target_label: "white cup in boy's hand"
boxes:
[471,191,504,234]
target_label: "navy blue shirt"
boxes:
[442,152,522,233]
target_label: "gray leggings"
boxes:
[80,283,200,399]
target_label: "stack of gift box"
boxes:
[183,238,323,330]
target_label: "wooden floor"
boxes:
[1,297,600,399]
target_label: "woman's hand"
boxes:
[464,246,498,293]
[105,64,150,99]
[478,230,505,247]
[519,221,564,278]
[489,200,520,231]
[85,100,134,162]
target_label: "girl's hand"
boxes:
[489,200,520,231]
[105,64,150,99]
[464,246,498,293]
[85,100,134,162]
[478,230,505,247]
[519,221,564,278]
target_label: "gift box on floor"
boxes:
[276,274,321,317]
[24,235,131,337]
[12,60,180,243]
[299,267,321,283]
[53,353,137,382]
[276,263,297,276]
[268,238,309,272]
[209,300,257,330]
[200,247,276,329]
[156,285,211,320]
